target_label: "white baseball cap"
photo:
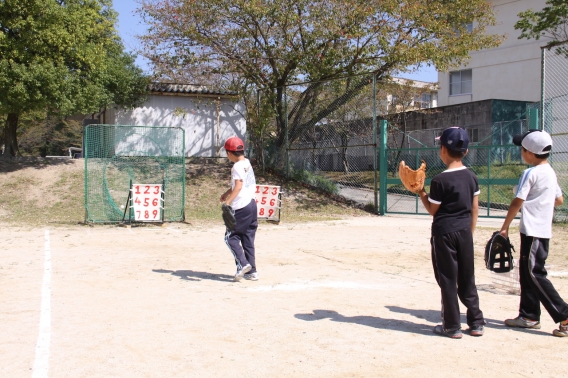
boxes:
[513,129,552,155]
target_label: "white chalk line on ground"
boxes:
[32,230,52,378]
[549,271,568,277]
[247,281,404,292]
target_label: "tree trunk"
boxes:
[3,113,20,157]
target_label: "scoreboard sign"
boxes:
[131,184,163,222]
[255,185,281,221]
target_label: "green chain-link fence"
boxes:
[384,121,528,216]
[258,74,543,218]
[542,43,568,222]
[84,125,186,223]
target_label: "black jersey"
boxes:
[428,166,480,236]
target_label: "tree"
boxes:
[140,0,501,164]
[0,0,149,157]
[515,0,568,47]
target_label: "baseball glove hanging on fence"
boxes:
[484,231,515,273]
[398,160,426,194]
[221,204,237,231]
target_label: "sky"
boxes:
[113,0,438,82]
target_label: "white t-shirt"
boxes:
[516,164,562,238]
[230,158,256,210]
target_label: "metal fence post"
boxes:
[373,74,378,214]
[379,120,388,215]
[487,147,491,217]
[284,87,290,178]
[540,47,545,131]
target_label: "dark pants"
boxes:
[518,233,568,323]
[431,229,485,330]
[224,199,258,273]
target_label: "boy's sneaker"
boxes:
[234,264,252,282]
[504,316,541,329]
[552,321,568,337]
[433,325,463,339]
[468,325,484,337]
[244,272,259,281]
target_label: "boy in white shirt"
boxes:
[220,137,259,281]
[500,129,567,337]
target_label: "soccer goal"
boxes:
[83,125,186,223]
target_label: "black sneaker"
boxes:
[468,325,484,337]
[433,325,463,339]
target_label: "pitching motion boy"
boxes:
[220,136,259,282]
[499,130,568,337]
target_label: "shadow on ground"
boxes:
[295,306,549,336]
[0,157,77,173]
[152,269,234,282]
[294,309,433,336]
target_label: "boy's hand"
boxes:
[220,192,228,202]
[499,229,508,238]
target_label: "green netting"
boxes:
[84,125,186,223]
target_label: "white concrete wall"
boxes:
[106,94,246,157]
[438,0,552,106]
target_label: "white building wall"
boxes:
[106,94,246,157]
[438,0,552,106]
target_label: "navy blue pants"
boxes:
[518,233,568,323]
[431,228,485,330]
[224,199,258,273]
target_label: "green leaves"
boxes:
[139,0,501,167]
[515,0,568,47]
[0,0,148,115]
[0,0,149,155]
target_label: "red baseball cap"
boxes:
[224,136,244,152]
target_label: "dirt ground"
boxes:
[2,215,568,378]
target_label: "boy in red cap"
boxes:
[418,126,486,339]
[220,136,259,281]
[500,129,567,337]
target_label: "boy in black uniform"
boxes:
[418,127,486,339]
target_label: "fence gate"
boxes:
[384,121,528,218]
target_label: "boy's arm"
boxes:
[555,195,564,207]
[471,195,479,234]
[418,189,441,216]
[499,198,524,238]
[222,179,243,206]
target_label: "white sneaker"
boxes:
[244,272,259,281]
[234,264,252,281]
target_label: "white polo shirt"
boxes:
[230,158,256,210]
[516,164,562,239]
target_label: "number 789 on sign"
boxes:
[131,184,164,222]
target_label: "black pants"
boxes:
[224,199,258,273]
[518,233,568,323]
[431,229,485,330]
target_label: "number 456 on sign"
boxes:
[131,184,164,222]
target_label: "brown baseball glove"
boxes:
[398,160,426,194]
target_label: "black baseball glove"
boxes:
[221,204,236,231]
[484,231,515,273]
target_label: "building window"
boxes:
[468,128,479,143]
[414,93,432,109]
[450,69,472,95]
